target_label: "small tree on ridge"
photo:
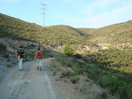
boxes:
[63,40,74,56]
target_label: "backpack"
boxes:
[36,51,42,59]
[17,49,24,58]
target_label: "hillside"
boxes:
[1,13,132,50]
[47,25,89,37]
[77,28,96,35]
[78,20,132,49]
[0,13,91,48]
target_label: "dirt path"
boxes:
[0,58,118,99]
[0,58,58,99]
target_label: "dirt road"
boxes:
[0,58,118,99]
[0,59,57,99]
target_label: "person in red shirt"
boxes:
[35,48,43,71]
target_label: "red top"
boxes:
[35,51,43,59]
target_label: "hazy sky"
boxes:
[0,0,132,28]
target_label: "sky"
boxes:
[0,0,132,28]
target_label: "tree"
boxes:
[63,40,74,56]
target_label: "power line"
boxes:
[41,2,46,27]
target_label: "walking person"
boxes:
[16,45,25,71]
[35,48,43,71]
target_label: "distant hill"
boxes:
[78,20,132,49]
[79,20,132,43]
[47,25,89,37]
[77,28,96,35]
[0,13,91,48]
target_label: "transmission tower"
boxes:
[41,2,46,27]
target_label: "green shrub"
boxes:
[60,71,70,78]
[0,43,6,52]
[70,76,79,83]
[63,40,74,56]
[3,52,9,58]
